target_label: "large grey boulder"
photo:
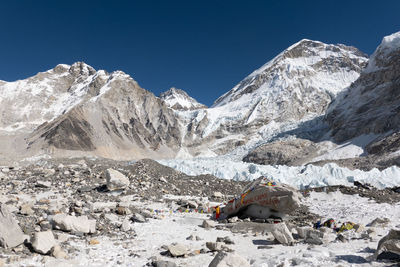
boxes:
[271,223,294,245]
[0,203,26,248]
[52,214,96,234]
[221,176,301,219]
[31,231,56,254]
[105,168,130,191]
[208,251,250,267]
[375,229,400,261]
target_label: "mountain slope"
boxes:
[326,32,400,145]
[179,40,368,156]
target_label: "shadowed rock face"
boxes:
[243,138,322,166]
[326,32,400,145]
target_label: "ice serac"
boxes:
[160,87,207,110]
[326,32,400,153]
[180,39,367,156]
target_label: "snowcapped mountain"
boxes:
[160,87,207,110]
[0,62,182,160]
[178,39,368,156]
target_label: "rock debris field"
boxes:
[0,158,399,266]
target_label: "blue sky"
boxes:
[0,1,399,106]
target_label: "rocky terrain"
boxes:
[0,158,399,266]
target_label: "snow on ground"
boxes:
[14,191,400,267]
[158,157,400,189]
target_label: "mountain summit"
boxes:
[160,87,206,110]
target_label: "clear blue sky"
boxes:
[0,1,399,106]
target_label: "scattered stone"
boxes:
[216,236,235,245]
[152,260,177,267]
[0,203,26,248]
[208,251,250,267]
[206,242,224,251]
[228,216,238,223]
[89,239,100,245]
[121,218,132,232]
[31,231,56,254]
[52,214,96,234]
[20,203,34,215]
[51,244,68,259]
[167,243,188,257]
[202,219,217,229]
[131,213,147,223]
[105,168,130,191]
[36,181,51,188]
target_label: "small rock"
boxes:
[167,243,188,257]
[51,245,68,259]
[89,239,100,245]
[36,181,51,188]
[20,204,34,215]
[152,260,177,267]
[206,242,224,251]
[32,231,56,254]
[228,216,238,223]
[131,213,146,223]
[202,219,217,229]
[208,251,250,267]
[121,218,132,232]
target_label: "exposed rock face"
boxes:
[24,63,183,160]
[160,87,207,110]
[327,32,400,144]
[243,138,323,166]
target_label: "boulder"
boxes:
[52,214,96,234]
[271,223,294,245]
[221,176,301,219]
[105,168,130,191]
[131,213,147,223]
[0,203,26,248]
[31,231,56,254]
[375,229,400,261]
[208,251,250,267]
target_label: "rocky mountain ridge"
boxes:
[1,33,400,166]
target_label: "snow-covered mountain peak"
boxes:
[213,40,368,108]
[160,87,206,110]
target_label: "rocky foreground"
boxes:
[0,158,399,266]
